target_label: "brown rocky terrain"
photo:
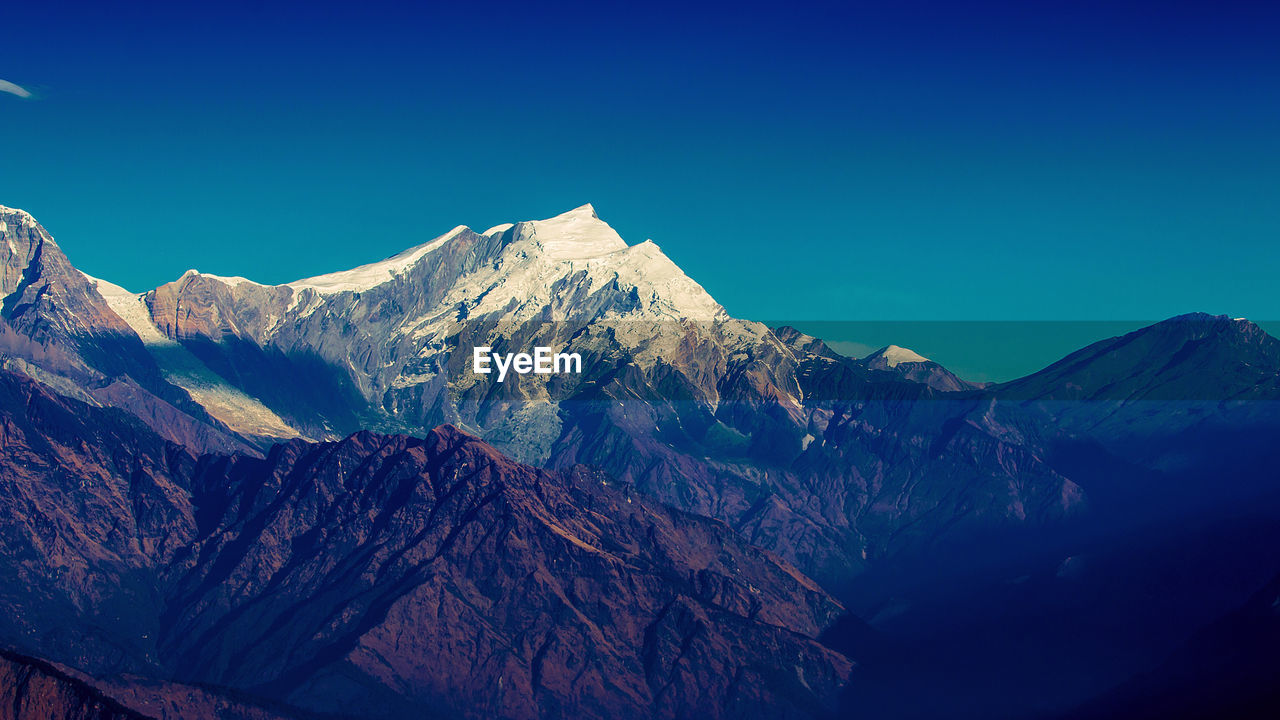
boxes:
[0,367,852,719]
[0,648,151,720]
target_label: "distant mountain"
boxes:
[996,313,1280,511]
[831,315,1280,719]
[998,313,1280,404]
[860,343,981,392]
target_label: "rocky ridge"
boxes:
[0,367,851,719]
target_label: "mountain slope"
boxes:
[825,315,1280,719]
[1,205,259,455]
[0,367,853,719]
[162,427,850,719]
[998,313,1280,404]
[995,313,1280,509]
[0,648,151,720]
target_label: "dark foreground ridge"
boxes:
[0,368,850,719]
[0,648,151,720]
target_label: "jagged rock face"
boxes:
[68,206,1082,587]
[1,206,133,345]
[10,202,1277,593]
[0,369,197,676]
[0,369,851,719]
[0,649,150,720]
[135,206,740,444]
[726,331,1085,582]
[7,200,1280,719]
[0,207,160,388]
[0,206,254,456]
[162,427,849,719]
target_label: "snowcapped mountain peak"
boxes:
[451,206,725,323]
[870,344,930,367]
[518,204,627,261]
[80,272,138,298]
[0,205,35,220]
[0,205,42,239]
[559,202,598,218]
[858,343,977,391]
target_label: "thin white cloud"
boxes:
[0,79,32,98]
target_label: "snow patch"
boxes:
[85,274,170,346]
[196,272,263,288]
[84,271,302,439]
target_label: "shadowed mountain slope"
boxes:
[0,367,852,719]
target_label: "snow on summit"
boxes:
[71,203,729,326]
[286,204,627,295]
[275,203,725,322]
[874,345,930,367]
[463,204,726,323]
[525,204,627,260]
[15,202,751,445]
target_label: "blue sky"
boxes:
[2,0,1278,327]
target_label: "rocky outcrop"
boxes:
[159,425,850,719]
[0,366,197,677]
[0,206,255,455]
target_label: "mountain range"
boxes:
[2,202,1278,718]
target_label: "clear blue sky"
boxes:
[2,0,1277,324]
